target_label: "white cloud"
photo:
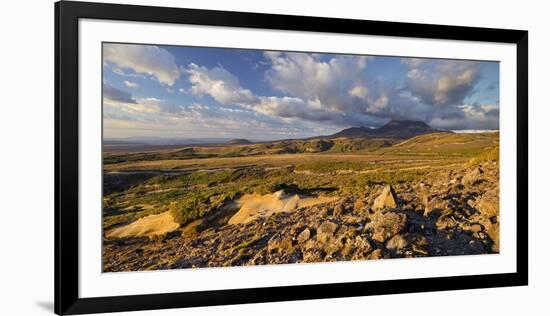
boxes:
[403,59,480,106]
[434,68,477,105]
[219,107,247,113]
[186,63,257,104]
[348,84,369,100]
[263,52,368,108]
[103,44,180,86]
[181,57,387,128]
[123,80,139,88]
[481,103,499,113]
[368,94,389,113]
[175,55,497,132]
[188,103,210,110]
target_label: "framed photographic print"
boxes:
[55,1,528,314]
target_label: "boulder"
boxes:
[471,194,499,252]
[297,228,311,243]
[316,221,339,243]
[372,184,398,210]
[353,236,372,253]
[386,234,408,250]
[342,235,371,258]
[462,167,484,186]
[473,195,499,218]
[282,194,300,211]
[318,207,330,217]
[302,250,325,263]
[267,235,294,254]
[424,198,449,217]
[435,215,456,230]
[367,249,383,260]
[366,211,406,243]
[485,222,500,252]
[333,203,346,216]
[469,223,483,233]
[323,237,345,255]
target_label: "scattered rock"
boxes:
[435,215,456,230]
[333,203,346,216]
[474,195,498,218]
[297,228,311,243]
[302,250,325,263]
[353,199,366,211]
[367,249,383,260]
[267,235,294,254]
[372,184,398,210]
[323,237,345,255]
[316,221,339,243]
[469,223,483,233]
[412,244,428,255]
[386,234,408,250]
[462,167,484,186]
[366,211,407,243]
[353,236,372,253]
[424,198,450,217]
[103,160,500,272]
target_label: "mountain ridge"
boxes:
[330,119,445,139]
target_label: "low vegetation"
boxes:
[102,131,500,271]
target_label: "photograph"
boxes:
[101,43,500,272]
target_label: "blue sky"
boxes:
[102,43,499,140]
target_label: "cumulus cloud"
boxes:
[183,56,388,128]
[186,63,257,104]
[104,46,499,138]
[259,53,478,127]
[103,44,180,86]
[348,84,369,100]
[403,58,481,106]
[264,52,368,113]
[182,54,495,130]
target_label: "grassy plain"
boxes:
[102,132,499,233]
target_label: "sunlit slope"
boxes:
[387,132,499,156]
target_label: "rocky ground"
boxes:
[103,161,499,272]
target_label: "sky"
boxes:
[102,43,499,141]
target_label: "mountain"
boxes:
[330,120,443,139]
[226,138,253,145]
[372,120,441,138]
[330,126,374,138]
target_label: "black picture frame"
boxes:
[55,1,528,315]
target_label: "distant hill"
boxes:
[330,126,374,138]
[330,120,443,139]
[371,120,442,138]
[104,137,234,146]
[226,138,253,145]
